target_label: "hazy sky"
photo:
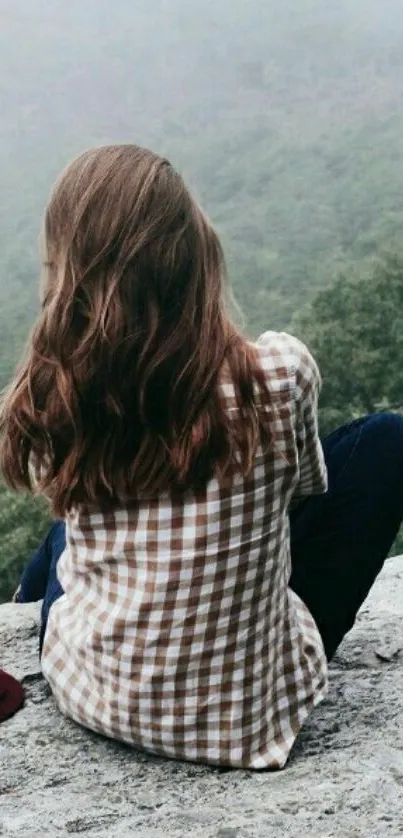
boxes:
[1,0,403,211]
[1,0,403,314]
[2,0,403,167]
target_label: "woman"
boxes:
[2,145,403,768]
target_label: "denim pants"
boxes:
[17,413,403,659]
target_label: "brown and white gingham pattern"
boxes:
[41,332,328,769]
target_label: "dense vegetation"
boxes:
[294,253,403,434]
[2,0,403,599]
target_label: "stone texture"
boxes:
[1,558,403,838]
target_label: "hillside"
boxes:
[2,0,403,389]
[2,0,403,599]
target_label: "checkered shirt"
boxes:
[41,331,328,769]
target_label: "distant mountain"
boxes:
[2,0,403,388]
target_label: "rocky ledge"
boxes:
[1,558,403,838]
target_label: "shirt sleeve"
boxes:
[291,337,328,502]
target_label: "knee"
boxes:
[362,412,403,457]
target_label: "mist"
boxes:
[3,0,403,596]
[1,0,403,358]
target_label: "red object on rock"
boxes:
[0,669,25,721]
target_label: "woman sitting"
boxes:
[2,144,403,768]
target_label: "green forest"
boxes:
[2,0,403,600]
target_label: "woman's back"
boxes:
[41,331,328,769]
[4,144,403,769]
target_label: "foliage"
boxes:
[293,254,403,435]
[293,255,403,556]
[2,0,403,597]
[0,483,51,602]
[2,0,403,369]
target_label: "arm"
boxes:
[291,338,327,504]
[256,330,327,503]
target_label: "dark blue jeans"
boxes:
[17,414,403,660]
[17,520,66,652]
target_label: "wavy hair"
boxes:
[0,145,272,515]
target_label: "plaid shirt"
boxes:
[42,331,328,769]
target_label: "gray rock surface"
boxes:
[1,558,403,838]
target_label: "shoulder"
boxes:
[255,331,320,387]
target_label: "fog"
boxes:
[2,0,403,200]
[3,0,403,596]
[1,0,403,357]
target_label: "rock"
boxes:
[1,558,403,838]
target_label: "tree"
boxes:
[292,253,403,434]
[0,483,51,602]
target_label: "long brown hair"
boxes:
[0,145,271,515]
